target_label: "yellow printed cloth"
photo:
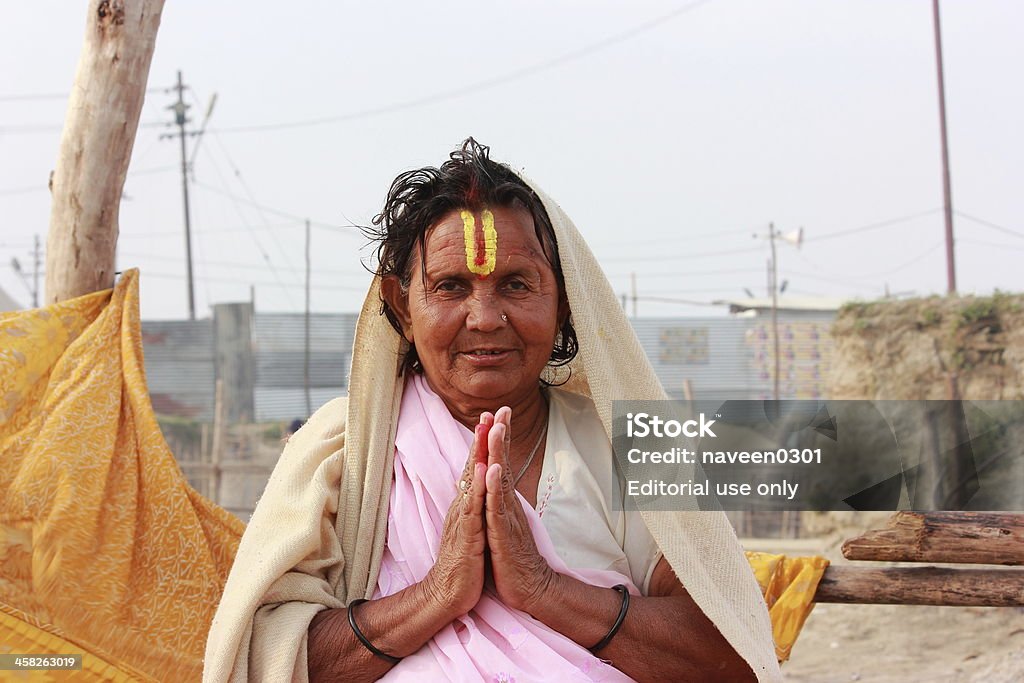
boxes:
[0,270,244,682]
[746,551,830,662]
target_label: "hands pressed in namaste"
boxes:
[424,408,553,618]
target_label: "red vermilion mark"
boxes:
[475,225,487,268]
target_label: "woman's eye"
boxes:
[505,279,529,291]
[435,280,463,292]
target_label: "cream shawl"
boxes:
[203,175,782,682]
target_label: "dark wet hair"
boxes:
[365,138,578,375]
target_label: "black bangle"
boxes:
[347,598,402,665]
[588,584,630,653]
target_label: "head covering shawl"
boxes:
[203,173,782,682]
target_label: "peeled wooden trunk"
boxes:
[815,565,1024,607]
[842,511,1024,566]
[45,0,165,304]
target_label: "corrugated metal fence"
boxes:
[142,308,836,524]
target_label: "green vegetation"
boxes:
[919,307,941,327]
[156,414,202,443]
[957,297,998,328]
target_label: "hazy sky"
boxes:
[2,0,1022,319]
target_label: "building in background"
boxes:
[142,302,842,526]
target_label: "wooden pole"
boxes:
[210,379,225,505]
[45,0,166,303]
[815,565,1024,607]
[842,512,1024,566]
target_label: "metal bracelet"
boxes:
[588,584,630,653]
[347,598,402,665]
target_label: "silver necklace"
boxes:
[513,419,548,487]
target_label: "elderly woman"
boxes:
[205,140,780,682]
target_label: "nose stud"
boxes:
[500,313,508,322]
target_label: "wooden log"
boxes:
[46,0,166,304]
[815,565,1024,606]
[842,511,1024,566]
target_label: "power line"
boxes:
[192,181,358,232]
[193,133,298,307]
[601,209,944,265]
[0,87,171,102]
[589,226,756,250]
[211,0,717,134]
[785,269,882,290]
[634,295,719,307]
[959,237,1024,252]
[792,242,943,282]
[803,208,942,243]
[791,252,879,287]
[121,250,372,277]
[0,185,47,197]
[955,211,1024,240]
[207,131,301,275]
[0,93,72,102]
[868,242,943,278]
[605,266,763,278]
[0,119,169,135]
[136,268,368,292]
[0,164,178,197]
[0,123,64,133]
[640,287,752,295]
[126,164,177,177]
[601,243,764,263]
[119,220,303,239]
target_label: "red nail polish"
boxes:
[474,423,490,465]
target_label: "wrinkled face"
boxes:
[384,205,565,411]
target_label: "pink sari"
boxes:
[374,375,637,682]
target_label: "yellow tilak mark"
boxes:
[462,209,498,277]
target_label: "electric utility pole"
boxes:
[11,235,42,308]
[163,70,197,319]
[932,0,956,294]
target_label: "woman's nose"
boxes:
[465,293,506,332]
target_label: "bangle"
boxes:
[588,584,630,653]
[347,598,402,665]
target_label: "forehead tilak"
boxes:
[461,209,498,279]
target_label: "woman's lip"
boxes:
[460,350,514,365]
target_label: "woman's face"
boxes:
[384,205,565,413]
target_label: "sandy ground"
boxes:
[781,603,1024,682]
[743,536,1024,682]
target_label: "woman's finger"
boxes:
[476,412,494,465]
[485,462,506,516]
[487,420,507,467]
[494,406,512,432]
[458,413,493,498]
[463,462,486,517]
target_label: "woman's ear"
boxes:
[381,276,414,343]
